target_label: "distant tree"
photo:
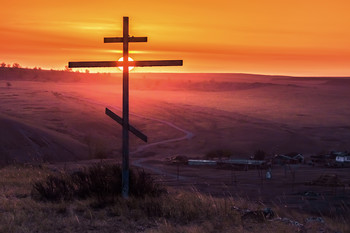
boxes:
[64,65,72,72]
[316,150,328,157]
[84,135,108,162]
[95,149,108,163]
[286,152,299,157]
[0,62,6,68]
[85,69,90,74]
[12,63,20,68]
[253,150,266,160]
[206,149,232,160]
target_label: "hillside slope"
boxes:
[0,113,88,164]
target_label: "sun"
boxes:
[118,57,134,71]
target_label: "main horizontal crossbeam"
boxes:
[68,60,183,68]
[104,37,148,43]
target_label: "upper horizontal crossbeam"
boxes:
[68,60,183,68]
[104,37,148,43]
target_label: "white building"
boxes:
[188,159,217,165]
[335,155,350,163]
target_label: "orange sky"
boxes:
[1,0,350,76]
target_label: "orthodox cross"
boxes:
[68,17,182,198]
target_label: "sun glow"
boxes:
[118,57,134,71]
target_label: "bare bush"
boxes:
[31,163,166,203]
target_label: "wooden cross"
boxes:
[68,16,183,198]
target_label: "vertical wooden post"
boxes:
[177,163,179,181]
[122,16,130,198]
[68,16,183,199]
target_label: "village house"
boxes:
[335,152,350,163]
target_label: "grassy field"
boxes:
[0,164,348,233]
[1,70,350,232]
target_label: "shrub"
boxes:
[253,150,266,160]
[32,174,74,202]
[31,163,166,203]
[130,169,165,198]
[205,149,232,159]
[84,136,109,161]
[81,163,122,203]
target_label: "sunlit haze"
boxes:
[1,0,350,75]
[118,57,134,71]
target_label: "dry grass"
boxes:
[31,163,166,203]
[0,164,347,233]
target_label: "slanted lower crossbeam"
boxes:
[105,108,147,143]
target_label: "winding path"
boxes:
[101,104,194,155]
[60,92,194,175]
[107,105,193,178]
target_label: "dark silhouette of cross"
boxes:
[68,16,183,198]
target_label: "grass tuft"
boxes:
[31,163,166,203]
[0,164,347,232]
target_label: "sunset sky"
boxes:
[1,0,350,76]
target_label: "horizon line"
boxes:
[1,65,350,78]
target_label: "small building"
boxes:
[169,155,188,164]
[293,154,304,163]
[219,159,265,166]
[188,159,217,166]
[273,154,303,165]
[335,155,350,163]
[218,159,266,170]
